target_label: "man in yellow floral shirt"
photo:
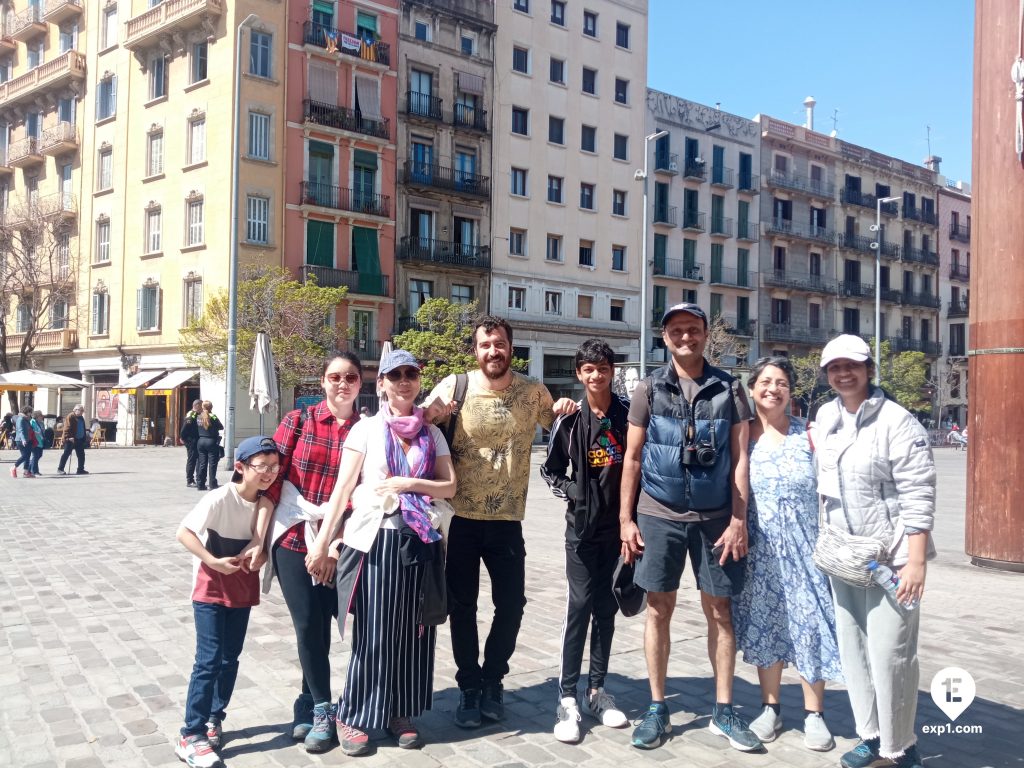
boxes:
[426,316,565,729]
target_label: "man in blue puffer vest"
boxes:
[619,303,760,753]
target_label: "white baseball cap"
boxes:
[820,334,871,368]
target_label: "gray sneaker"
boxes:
[803,712,835,752]
[748,705,782,743]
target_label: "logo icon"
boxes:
[930,667,976,722]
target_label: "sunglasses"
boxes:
[384,367,421,382]
[325,372,361,385]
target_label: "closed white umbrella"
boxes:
[249,332,279,433]
[377,340,393,412]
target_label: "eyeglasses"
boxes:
[325,372,361,385]
[245,462,281,475]
[384,367,421,382]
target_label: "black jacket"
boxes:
[197,414,222,440]
[179,410,199,441]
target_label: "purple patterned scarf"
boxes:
[384,420,441,543]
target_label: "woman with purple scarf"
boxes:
[307,349,456,756]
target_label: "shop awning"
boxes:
[112,369,166,394]
[146,369,199,396]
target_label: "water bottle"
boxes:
[867,560,918,610]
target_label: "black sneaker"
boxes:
[480,682,504,721]
[76,469,89,475]
[187,480,196,487]
[291,693,314,740]
[454,688,482,728]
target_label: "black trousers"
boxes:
[559,531,620,699]
[273,544,337,704]
[58,436,86,472]
[195,437,219,488]
[184,439,198,483]
[446,516,527,691]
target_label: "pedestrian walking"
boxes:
[56,404,89,475]
[181,399,202,487]
[731,356,842,751]
[195,402,222,491]
[307,349,456,755]
[541,339,631,744]
[29,410,45,476]
[11,405,36,478]
[812,335,935,768]
[261,351,362,752]
[173,435,279,768]
[619,303,761,752]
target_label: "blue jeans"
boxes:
[14,444,32,470]
[182,601,251,737]
[30,446,43,474]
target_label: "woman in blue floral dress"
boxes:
[732,357,842,752]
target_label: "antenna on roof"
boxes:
[829,109,839,137]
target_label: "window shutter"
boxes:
[103,294,110,334]
[91,293,98,334]
[136,288,143,330]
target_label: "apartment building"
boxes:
[394,0,494,334]
[490,0,647,398]
[645,90,760,369]
[937,178,971,426]
[285,0,397,407]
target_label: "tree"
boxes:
[180,265,349,390]
[703,316,750,372]
[869,338,930,413]
[0,200,79,411]
[789,351,825,410]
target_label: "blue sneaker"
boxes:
[893,744,924,768]
[291,693,314,740]
[631,702,671,749]
[708,705,763,752]
[303,701,337,753]
[840,737,883,768]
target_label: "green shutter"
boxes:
[306,220,334,267]
[710,244,723,283]
[737,248,749,285]
[710,293,722,320]
[683,239,696,269]
[653,233,666,272]
[313,0,333,14]
[351,226,382,294]
[353,149,377,170]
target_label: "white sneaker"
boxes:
[748,705,783,743]
[554,697,581,743]
[582,687,628,728]
[803,712,835,751]
[175,735,224,768]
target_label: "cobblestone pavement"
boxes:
[0,447,1020,768]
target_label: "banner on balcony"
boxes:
[341,33,362,53]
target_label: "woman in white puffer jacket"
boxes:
[812,335,935,768]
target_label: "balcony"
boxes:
[721,315,755,336]
[0,32,14,54]
[840,189,898,216]
[901,246,939,267]
[402,161,490,199]
[709,268,755,289]
[709,216,733,237]
[302,20,391,66]
[888,336,941,356]
[453,104,487,132]
[948,343,966,358]
[653,256,703,282]
[879,287,902,303]
[5,328,78,352]
[681,209,705,231]
[762,270,837,294]
[949,263,970,282]
[902,207,938,226]
[125,0,224,51]
[398,236,490,270]
[0,50,86,108]
[737,172,759,194]
[839,281,876,299]
[949,222,971,242]
[767,169,834,199]
[0,149,11,175]
[766,217,836,245]
[300,181,390,218]
[10,6,45,41]
[303,99,390,140]
[40,121,78,155]
[683,160,706,181]
[652,205,676,227]
[736,219,757,241]
[947,298,969,318]
[763,324,832,345]
[43,0,83,24]
[654,151,678,175]
[902,291,941,309]
[837,232,900,259]
[302,265,389,296]
[710,165,734,188]
[7,137,43,168]
[38,191,77,221]
[343,338,384,362]
[406,90,443,121]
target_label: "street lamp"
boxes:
[225,13,260,457]
[637,129,668,377]
[870,196,901,380]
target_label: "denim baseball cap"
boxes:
[235,435,278,464]
[661,302,708,327]
[379,349,421,376]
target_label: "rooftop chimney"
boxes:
[803,96,816,131]
[924,155,942,173]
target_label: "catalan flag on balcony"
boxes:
[323,29,338,53]
[359,38,378,63]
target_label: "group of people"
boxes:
[180,400,225,491]
[173,308,935,768]
[7,404,92,477]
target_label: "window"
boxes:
[147,131,164,176]
[137,283,161,331]
[509,228,526,256]
[26,111,40,139]
[183,277,203,325]
[188,117,206,165]
[549,57,565,84]
[613,133,628,160]
[612,189,626,216]
[451,284,473,305]
[191,42,208,83]
[612,246,626,271]
[91,290,110,335]
[546,234,562,262]
[508,286,526,310]
[582,67,596,95]
[809,303,821,329]
[615,21,630,48]
[512,46,529,74]
[583,10,597,36]
[356,10,378,39]
[581,125,596,153]
[771,298,791,324]
[246,195,269,243]
[511,106,529,135]
[250,31,272,78]
[510,167,527,196]
[551,0,565,25]
[0,59,10,83]
[580,183,595,210]
[95,219,110,263]
[27,40,42,69]
[149,55,167,100]
[56,233,70,279]
[460,34,475,55]
[414,19,431,41]
[144,207,162,254]
[545,291,562,315]
[610,299,624,322]
[248,112,270,160]
[186,198,204,246]
[548,116,564,144]
[579,239,594,267]
[15,299,31,333]
[409,279,433,313]
[547,175,563,203]
[514,0,530,12]
[578,295,593,319]
[102,6,118,48]
[614,78,628,104]
[97,147,112,191]
[97,76,116,120]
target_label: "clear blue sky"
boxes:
[647,1,975,184]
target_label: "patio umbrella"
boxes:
[249,332,279,433]
[377,340,393,413]
[0,369,88,390]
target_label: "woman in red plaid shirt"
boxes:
[262,351,363,753]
